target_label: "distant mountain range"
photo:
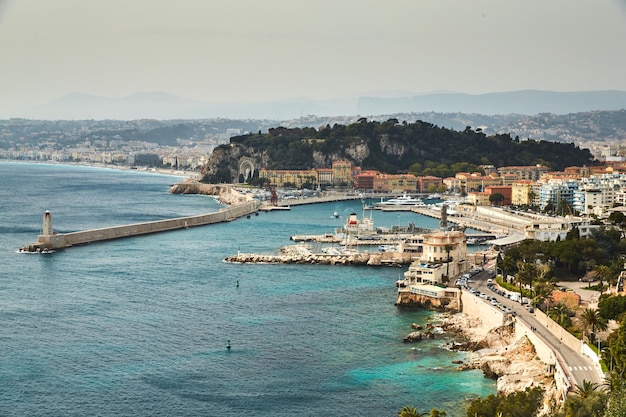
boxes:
[19,90,626,121]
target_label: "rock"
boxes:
[403,332,422,342]
[410,323,423,330]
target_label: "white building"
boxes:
[401,230,467,286]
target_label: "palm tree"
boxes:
[574,380,601,399]
[579,308,608,344]
[549,303,572,326]
[532,280,556,310]
[594,264,612,295]
[516,261,537,298]
[398,406,428,417]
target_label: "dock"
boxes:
[21,201,259,252]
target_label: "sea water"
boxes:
[0,162,495,417]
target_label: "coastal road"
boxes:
[468,271,604,387]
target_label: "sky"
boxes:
[1,0,626,116]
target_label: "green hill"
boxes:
[201,119,597,183]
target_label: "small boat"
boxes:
[331,210,339,218]
[425,193,441,200]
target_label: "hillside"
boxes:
[200,119,597,183]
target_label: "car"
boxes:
[490,299,498,305]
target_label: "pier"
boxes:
[21,201,259,252]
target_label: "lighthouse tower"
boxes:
[42,210,53,236]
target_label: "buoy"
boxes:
[226,340,231,350]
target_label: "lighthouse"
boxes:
[42,210,53,236]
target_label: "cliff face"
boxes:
[201,143,270,183]
[169,182,252,205]
[395,292,460,312]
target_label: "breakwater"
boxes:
[22,201,259,251]
[225,250,413,266]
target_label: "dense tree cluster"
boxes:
[229,119,596,174]
[498,227,625,283]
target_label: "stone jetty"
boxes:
[225,245,413,266]
[21,184,257,252]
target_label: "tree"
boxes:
[573,380,601,399]
[579,308,608,344]
[489,193,505,206]
[466,386,544,417]
[549,303,573,327]
[559,384,607,417]
[516,261,538,299]
[593,264,612,294]
[398,406,428,417]
[604,382,626,417]
[609,317,626,377]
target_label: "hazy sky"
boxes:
[1,0,626,114]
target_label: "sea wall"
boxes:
[460,290,506,329]
[533,308,583,353]
[37,201,258,250]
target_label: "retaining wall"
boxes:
[533,308,583,353]
[460,290,506,329]
[460,290,571,400]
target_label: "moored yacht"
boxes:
[376,193,426,207]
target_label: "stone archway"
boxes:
[239,158,255,182]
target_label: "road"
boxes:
[468,270,604,387]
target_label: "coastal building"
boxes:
[396,230,466,308]
[524,216,598,241]
[467,191,491,206]
[331,160,353,184]
[467,186,512,206]
[511,180,536,206]
[259,160,362,187]
[497,165,551,181]
[401,230,467,286]
[372,174,418,193]
[443,176,462,194]
[317,168,333,184]
[455,172,503,193]
[415,175,443,193]
[536,179,580,212]
[355,170,378,190]
[259,168,318,188]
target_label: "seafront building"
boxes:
[399,230,467,286]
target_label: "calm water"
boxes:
[0,162,495,417]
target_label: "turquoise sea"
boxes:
[0,162,495,417]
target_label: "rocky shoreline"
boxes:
[169,181,253,206]
[437,313,559,412]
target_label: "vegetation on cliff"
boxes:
[202,119,596,183]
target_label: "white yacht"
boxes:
[376,193,426,207]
